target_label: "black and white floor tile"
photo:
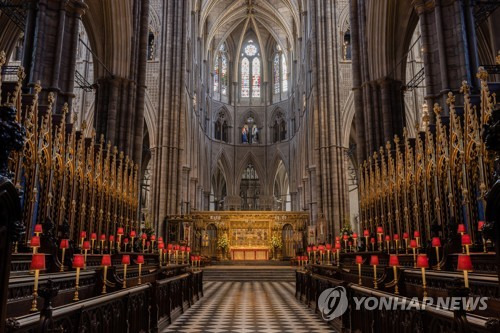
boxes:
[162,281,333,333]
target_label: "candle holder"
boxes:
[151,235,156,253]
[141,234,147,253]
[130,231,136,253]
[90,233,97,254]
[414,231,420,249]
[432,237,442,270]
[158,243,164,266]
[393,234,399,255]
[462,234,472,255]
[59,239,69,272]
[417,254,429,298]
[100,234,106,254]
[82,241,91,269]
[457,224,465,253]
[109,235,115,252]
[457,254,473,289]
[389,255,400,295]
[34,224,43,237]
[30,254,45,312]
[101,255,112,294]
[137,255,144,285]
[385,235,391,255]
[117,227,124,252]
[410,239,418,268]
[352,233,358,252]
[80,231,86,254]
[355,255,363,285]
[30,236,40,254]
[72,255,85,301]
[122,255,130,288]
[363,230,369,252]
[370,255,379,289]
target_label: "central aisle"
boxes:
[162,281,333,333]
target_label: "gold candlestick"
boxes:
[91,240,95,254]
[30,269,40,312]
[435,247,441,270]
[358,264,362,285]
[412,248,416,268]
[365,237,369,252]
[393,266,399,295]
[74,267,81,301]
[405,239,408,255]
[60,248,66,272]
[336,249,340,267]
[463,270,469,288]
[386,241,390,254]
[138,263,142,285]
[373,265,378,289]
[122,264,127,288]
[100,240,105,254]
[102,266,108,294]
[421,267,427,298]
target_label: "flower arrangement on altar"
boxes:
[217,234,229,250]
[340,219,353,237]
[270,235,283,249]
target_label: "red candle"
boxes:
[355,255,363,265]
[457,224,466,234]
[73,254,85,268]
[91,233,97,240]
[130,230,136,238]
[117,228,124,235]
[31,253,46,270]
[100,234,106,241]
[121,255,131,265]
[370,255,379,266]
[363,230,369,237]
[59,239,69,249]
[34,224,43,235]
[432,237,441,247]
[389,255,399,267]
[478,221,485,231]
[136,255,145,264]
[376,227,383,234]
[101,255,112,266]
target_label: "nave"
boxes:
[163,281,332,333]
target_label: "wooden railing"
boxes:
[296,267,499,332]
[5,269,203,333]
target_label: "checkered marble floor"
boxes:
[162,281,334,333]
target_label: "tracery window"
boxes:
[213,43,228,96]
[241,58,250,98]
[282,54,288,92]
[273,54,280,94]
[272,46,288,95]
[252,58,261,98]
[240,39,261,98]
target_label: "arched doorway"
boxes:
[282,224,294,259]
[203,224,218,259]
[240,164,260,210]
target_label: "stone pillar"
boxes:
[23,0,87,111]
[413,0,480,110]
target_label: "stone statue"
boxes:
[242,125,248,143]
[252,124,258,144]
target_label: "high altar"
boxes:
[165,212,309,260]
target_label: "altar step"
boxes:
[210,260,291,266]
[203,266,296,282]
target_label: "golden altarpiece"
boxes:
[166,212,309,260]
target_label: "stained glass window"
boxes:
[252,57,261,98]
[214,54,220,92]
[221,53,228,95]
[274,54,280,94]
[282,54,288,92]
[244,40,257,56]
[241,57,250,98]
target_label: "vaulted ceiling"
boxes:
[200,0,301,58]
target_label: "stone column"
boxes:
[23,0,87,111]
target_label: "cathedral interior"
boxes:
[0,0,499,332]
